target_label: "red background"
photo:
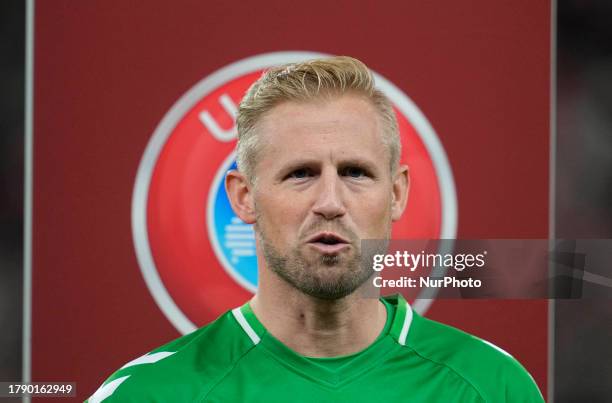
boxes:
[32,0,550,400]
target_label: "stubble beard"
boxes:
[258,225,374,300]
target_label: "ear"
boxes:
[225,170,256,224]
[391,165,409,221]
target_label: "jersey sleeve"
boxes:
[467,336,545,402]
[406,310,545,403]
[85,310,255,402]
[499,351,545,402]
[85,350,196,403]
[85,323,208,402]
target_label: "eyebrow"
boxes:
[336,158,379,173]
[274,157,381,179]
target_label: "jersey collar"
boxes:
[232,294,414,348]
[385,294,415,345]
[233,297,408,387]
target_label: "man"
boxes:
[88,56,544,402]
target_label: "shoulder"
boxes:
[86,309,255,402]
[405,311,544,402]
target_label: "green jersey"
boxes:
[87,295,544,402]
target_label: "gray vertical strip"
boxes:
[23,0,34,401]
[548,0,557,401]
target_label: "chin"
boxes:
[319,254,342,266]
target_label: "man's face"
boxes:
[250,94,405,299]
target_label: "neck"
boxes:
[250,269,387,357]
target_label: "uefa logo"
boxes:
[132,51,457,335]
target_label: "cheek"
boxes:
[255,195,303,237]
[352,193,393,232]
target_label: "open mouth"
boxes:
[307,232,350,253]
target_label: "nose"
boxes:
[311,168,346,220]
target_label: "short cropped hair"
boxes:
[235,56,401,184]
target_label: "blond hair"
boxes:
[235,56,400,184]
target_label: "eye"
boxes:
[287,168,313,180]
[341,166,367,178]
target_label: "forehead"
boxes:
[254,95,389,166]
